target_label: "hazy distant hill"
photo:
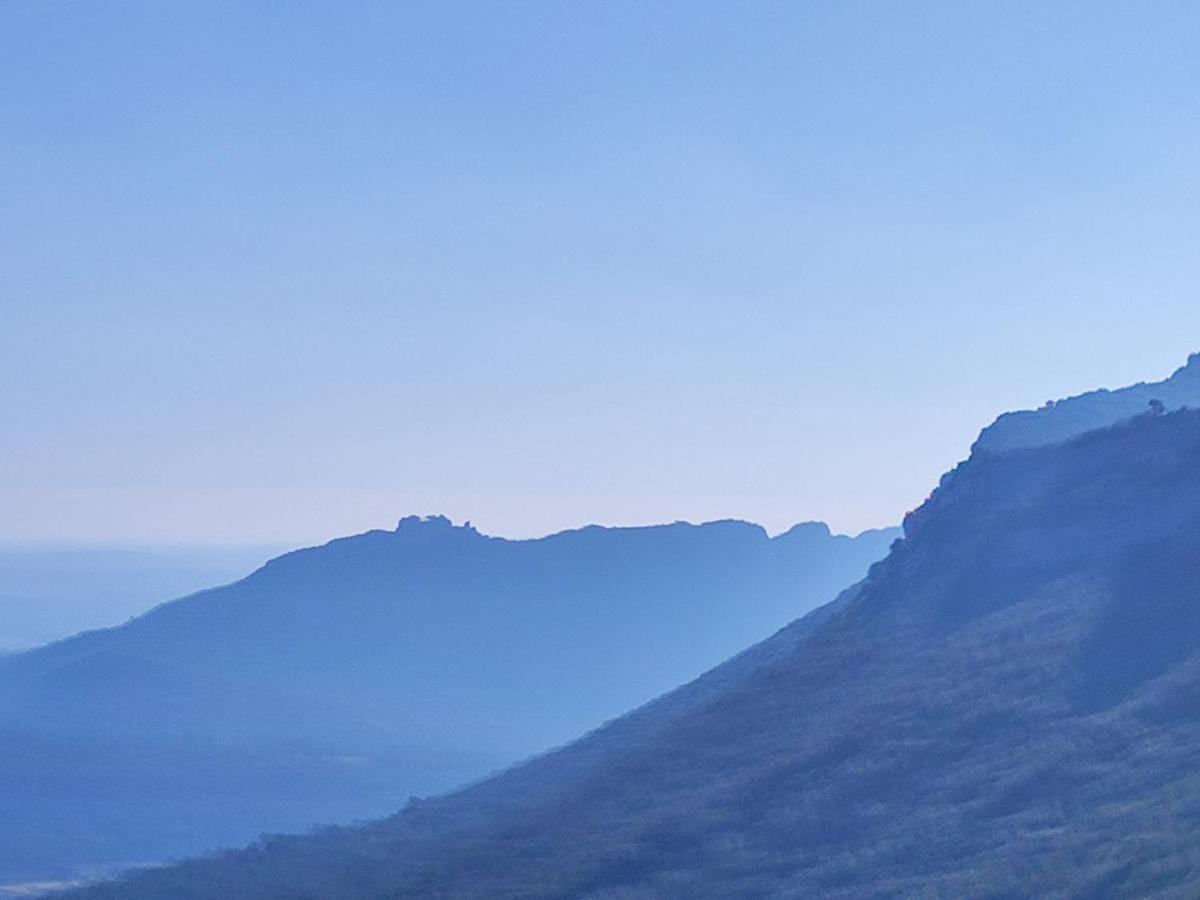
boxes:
[0,516,894,885]
[85,408,1200,898]
[974,351,1200,453]
[0,544,280,651]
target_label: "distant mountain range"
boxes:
[73,354,1200,898]
[0,516,895,886]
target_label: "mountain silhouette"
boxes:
[78,406,1200,898]
[0,516,894,885]
[974,351,1200,453]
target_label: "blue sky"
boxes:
[3,1,1199,544]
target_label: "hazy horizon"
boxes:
[0,542,286,651]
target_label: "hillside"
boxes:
[0,516,894,886]
[81,408,1200,898]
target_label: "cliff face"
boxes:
[973,352,1200,454]
[79,409,1200,899]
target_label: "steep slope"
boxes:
[0,517,895,885]
[974,351,1200,453]
[84,408,1200,898]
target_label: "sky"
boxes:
[3,1,1199,546]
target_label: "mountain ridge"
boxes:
[973,351,1200,454]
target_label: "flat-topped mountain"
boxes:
[974,351,1200,453]
[84,408,1200,898]
[0,515,895,886]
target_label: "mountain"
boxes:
[974,351,1200,453]
[0,516,895,886]
[79,407,1200,898]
